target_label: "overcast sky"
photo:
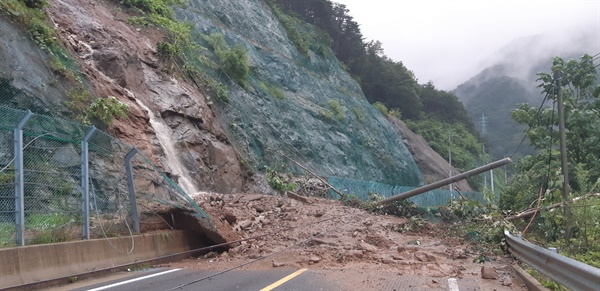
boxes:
[334,0,600,90]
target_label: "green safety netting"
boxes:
[173,0,422,186]
[328,176,491,208]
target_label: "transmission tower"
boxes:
[479,113,488,135]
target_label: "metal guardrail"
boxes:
[504,230,600,290]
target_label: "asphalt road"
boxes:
[47,267,482,291]
[59,268,337,291]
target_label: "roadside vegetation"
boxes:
[0,0,129,126]
[117,0,263,104]
[499,54,600,289]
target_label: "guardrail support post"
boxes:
[81,126,96,240]
[14,111,32,246]
[124,148,140,233]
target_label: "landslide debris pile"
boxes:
[167,192,524,290]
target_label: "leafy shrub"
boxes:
[220,44,249,88]
[1,0,58,51]
[65,89,129,125]
[65,88,95,124]
[118,0,183,18]
[156,41,180,62]
[89,96,129,125]
[205,34,250,88]
[319,109,334,121]
[266,167,296,192]
[373,101,389,115]
[126,16,150,26]
[267,3,331,58]
[353,108,366,122]
[259,82,285,100]
[388,108,402,119]
[327,99,344,121]
[269,86,285,100]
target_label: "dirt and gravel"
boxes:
[164,192,527,290]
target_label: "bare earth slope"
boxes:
[167,193,525,290]
[389,117,473,191]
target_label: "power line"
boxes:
[510,92,550,158]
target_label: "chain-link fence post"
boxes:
[124,148,140,233]
[14,111,32,246]
[81,126,96,240]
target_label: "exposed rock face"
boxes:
[389,117,473,191]
[0,17,67,111]
[43,0,243,193]
[0,0,424,195]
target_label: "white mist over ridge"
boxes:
[335,0,599,90]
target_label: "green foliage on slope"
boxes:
[0,0,128,126]
[406,117,486,190]
[270,0,482,170]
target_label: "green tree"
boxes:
[420,82,476,134]
[512,54,600,191]
[509,54,600,241]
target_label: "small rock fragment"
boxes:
[287,192,310,203]
[481,266,498,280]
[222,211,237,225]
[451,248,468,259]
[414,252,436,262]
[239,220,252,229]
[501,277,512,286]
[358,241,378,252]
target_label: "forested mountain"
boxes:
[271,0,485,187]
[454,66,537,160]
[453,31,595,160]
[270,0,472,125]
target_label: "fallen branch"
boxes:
[506,193,600,221]
[281,154,344,199]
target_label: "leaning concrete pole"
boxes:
[376,158,512,205]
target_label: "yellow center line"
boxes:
[260,268,308,291]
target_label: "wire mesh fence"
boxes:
[0,106,209,247]
[328,176,491,207]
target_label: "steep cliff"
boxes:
[0,0,422,195]
[173,0,421,185]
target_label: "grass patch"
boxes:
[0,0,81,83]
[0,223,16,248]
[259,81,285,100]
[353,108,366,122]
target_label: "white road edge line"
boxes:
[87,268,182,291]
[448,278,460,291]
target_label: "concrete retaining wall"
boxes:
[0,231,200,288]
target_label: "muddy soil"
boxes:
[165,192,526,290]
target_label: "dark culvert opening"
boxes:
[164,209,231,255]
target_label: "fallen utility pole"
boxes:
[376,158,512,205]
[506,193,600,221]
